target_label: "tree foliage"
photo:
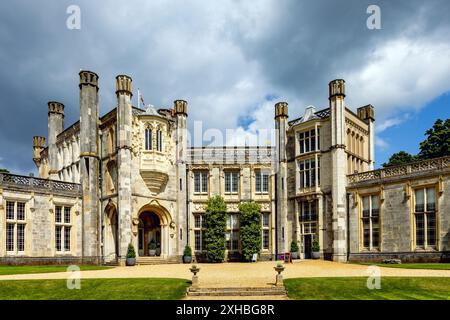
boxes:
[0,168,9,173]
[204,195,227,263]
[382,151,418,167]
[419,119,450,159]
[239,201,261,262]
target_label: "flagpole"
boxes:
[137,88,140,109]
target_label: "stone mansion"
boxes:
[0,71,448,265]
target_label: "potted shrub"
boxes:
[312,240,320,259]
[183,245,192,263]
[126,243,136,266]
[148,239,157,256]
[274,261,285,274]
[290,240,299,259]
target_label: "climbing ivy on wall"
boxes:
[204,195,227,263]
[239,201,262,262]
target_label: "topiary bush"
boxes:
[239,201,262,262]
[290,240,299,253]
[149,239,157,250]
[312,240,320,252]
[126,243,136,259]
[183,245,192,257]
[204,195,227,262]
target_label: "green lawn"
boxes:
[0,278,190,300]
[0,265,111,276]
[284,277,450,300]
[357,263,450,270]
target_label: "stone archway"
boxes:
[104,202,119,263]
[137,202,171,258]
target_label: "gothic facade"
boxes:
[0,71,448,265]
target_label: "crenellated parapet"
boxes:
[174,100,188,116]
[48,101,64,117]
[116,74,132,97]
[329,79,346,100]
[274,102,288,119]
[79,70,99,90]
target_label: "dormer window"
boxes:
[145,127,152,150]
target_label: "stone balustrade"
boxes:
[347,156,450,184]
[187,146,275,165]
[0,172,81,196]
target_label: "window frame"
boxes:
[261,213,270,250]
[55,205,72,254]
[413,186,437,250]
[226,213,240,252]
[194,171,208,194]
[193,214,206,252]
[360,194,380,251]
[224,171,239,194]
[5,200,27,254]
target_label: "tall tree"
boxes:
[419,119,450,159]
[239,201,261,262]
[204,195,227,263]
[0,168,9,173]
[382,151,418,167]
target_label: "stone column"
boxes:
[357,105,375,170]
[79,70,100,263]
[274,102,289,257]
[329,79,348,262]
[116,74,133,266]
[47,101,64,180]
[175,100,188,257]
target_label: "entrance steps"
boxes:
[187,286,287,297]
[136,256,180,265]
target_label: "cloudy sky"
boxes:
[0,0,449,174]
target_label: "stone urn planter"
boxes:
[125,243,136,266]
[274,262,285,287]
[312,240,320,259]
[126,257,136,266]
[190,265,200,287]
[291,252,299,259]
[183,245,193,264]
[148,240,157,257]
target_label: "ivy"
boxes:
[204,195,227,263]
[239,201,261,262]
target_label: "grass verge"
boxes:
[0,278,190,300]
[284,277,450,300]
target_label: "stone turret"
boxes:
[274,101,289,256]
[33,136,46,166]
[174,99,188,255]
[79,70,100,262]
[116,74,133,266]
[47,101,64,180]
[358,104,375,169]
[329,79,347,262]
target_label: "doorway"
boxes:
[137,211,161,256]
[304,234,312,259]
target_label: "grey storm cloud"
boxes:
[0,0,450,174]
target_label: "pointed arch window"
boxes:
[156,129,163,152]
[145,127,152,150]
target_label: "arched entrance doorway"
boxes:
[104,203,119,263]
[138,212,162,256]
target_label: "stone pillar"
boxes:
[47,101,64,180]
[357,105,375,170]
[79,70,100,262]
[116,74,133,265]
[175,100,188,257]
[275,102,289,257]
[329,79,348,262]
